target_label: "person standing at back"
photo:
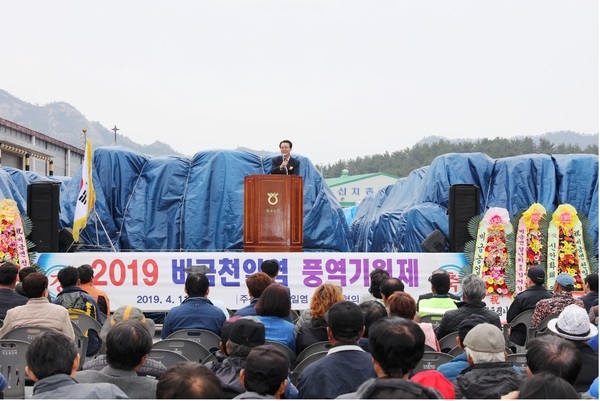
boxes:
[161,272,226,338]
[78,264,111,316]
[270,140,300,175]
[505,267,551,347]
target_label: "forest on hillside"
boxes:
[316,136,599,179]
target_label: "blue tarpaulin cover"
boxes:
[0,149,596,256]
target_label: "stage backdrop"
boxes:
[35,252,517,321]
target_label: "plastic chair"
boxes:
[69,311,105,357]
[265,340,296,366]
[412,352,455,374]
[147,349,190,368]
[290,351,328,386]
[0,326,55,342]
[502,309,534,353]
[418,315,444,330]
[437,331,458,354]
[152,339,213,364]
[0,339,30,399]
[294,341,332,369]
[166,329,221,354]
[528,313,560,341]
[506,353,528,375]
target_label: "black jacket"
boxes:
[434,300,502,340]
[505,285,552,345]
[270,156,300,175]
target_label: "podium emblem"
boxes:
[267,192,279,205]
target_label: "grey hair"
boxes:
[462,274,486,301]
[465,347,505,364]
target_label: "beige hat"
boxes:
[463,322,505,353]
[99,305,156,340]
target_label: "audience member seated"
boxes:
[435,274,501,340]
[255,283,296,352]
[83,305,166,378]
[453,323,524,399]
[531,273,585,327]
[380,277,405,306]
[297,301,376,399]
[0,262,28,319]
[296,282,344,354]
[77,264,111,316]
[360,268,389,304]
[357,300,388,352]
[410,370,455,399]
[547,303,598,392]
[417,269,459,318]
[234,272,273,318]
[387,291,440,351]
[0,272,75,339]
[505,267,551,347]
[207,316,266,397]
[156,361,223,399]
[436,315,488,382]
[235,344,289,399]
[14,265,50,301]
[25,331,127,399]
[76,320,157,398]
[161,272,226,338]
[295,281,343,332]
[579,273,599,311]
[516,372,579,399]
[53,266,103,356]
[338,316,443,399]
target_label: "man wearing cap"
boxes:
[531,272,585,327]
[505,267,552,346]
[235,344,290,399]
[547,304,599,392]
[208,316,266,397]
[82,305,167,378]
[297,300,377,399]
[453,323,524,399]
[417,269,459,319]
[436,314,488,382]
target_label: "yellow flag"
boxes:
[73,139,96,242]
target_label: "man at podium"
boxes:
[271,139,300,175]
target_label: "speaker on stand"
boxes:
[27,182,61,253]
[448,184,480,253]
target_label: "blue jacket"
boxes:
[233,299,258,317]
[162,296,226,339]
[437,352,469,382]
[256,316,296,353]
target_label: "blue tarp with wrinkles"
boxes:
[0,149,596,257]
[350,152,598,256]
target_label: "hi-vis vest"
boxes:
[418,296,458,317]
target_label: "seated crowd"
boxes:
[0,259,598,399]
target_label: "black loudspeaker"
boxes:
[421,229,447,252]
[27,182,61,253]
[449,184,480,253]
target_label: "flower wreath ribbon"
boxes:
[514,203,546,295]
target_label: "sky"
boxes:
[1,0,598,166]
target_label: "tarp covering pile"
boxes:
[350,152,598,256]
[0,149,596,256]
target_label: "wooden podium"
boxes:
[243,175,304,252]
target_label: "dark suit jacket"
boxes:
[271,156,300,175]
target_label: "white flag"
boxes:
[73,139,96,242]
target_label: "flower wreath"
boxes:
[545,204,598,290]
[505,203,548,295]
[462,207,513,297]
[0,198,34,267]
